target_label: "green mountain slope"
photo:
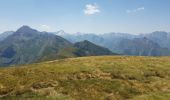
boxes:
[0,56,170,100]
[74,40,116,56]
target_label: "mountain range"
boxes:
[55,30,170,56]
[1,26,170,66]
[0,26,115,67]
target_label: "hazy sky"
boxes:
[0,0,170,34]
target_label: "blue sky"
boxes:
[0,0,170,34]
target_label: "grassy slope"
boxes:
[0,56,170,100]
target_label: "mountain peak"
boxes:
[16,25,38,33]
[17,25,31,30]
[55,30,67,36]
[82,40,91,43]
[20,25,30,28]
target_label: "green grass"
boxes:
[0,56,170,100]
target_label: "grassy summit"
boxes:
[0,56,170,100]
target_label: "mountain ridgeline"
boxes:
[0,26,115,67]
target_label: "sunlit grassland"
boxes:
[0,56,170,100]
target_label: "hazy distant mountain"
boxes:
[140,31,170,49]
[117,37,170,56]
[0,31,14,41]
[55,31,170,56]
[56,32,136,53]
[55,31,119,52]
[99,33,136,53]
[54,31,104,45]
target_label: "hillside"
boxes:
[0,56,170,100]
[74,40,115,56]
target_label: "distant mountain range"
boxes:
[1,26,170,66]
[55,30,170,56]
[0,26,115,66]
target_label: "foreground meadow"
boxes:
[0,56,170,100]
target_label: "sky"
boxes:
[0,0,170,34]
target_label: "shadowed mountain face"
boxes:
[74,40,115,56]
[0,26,115,67]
